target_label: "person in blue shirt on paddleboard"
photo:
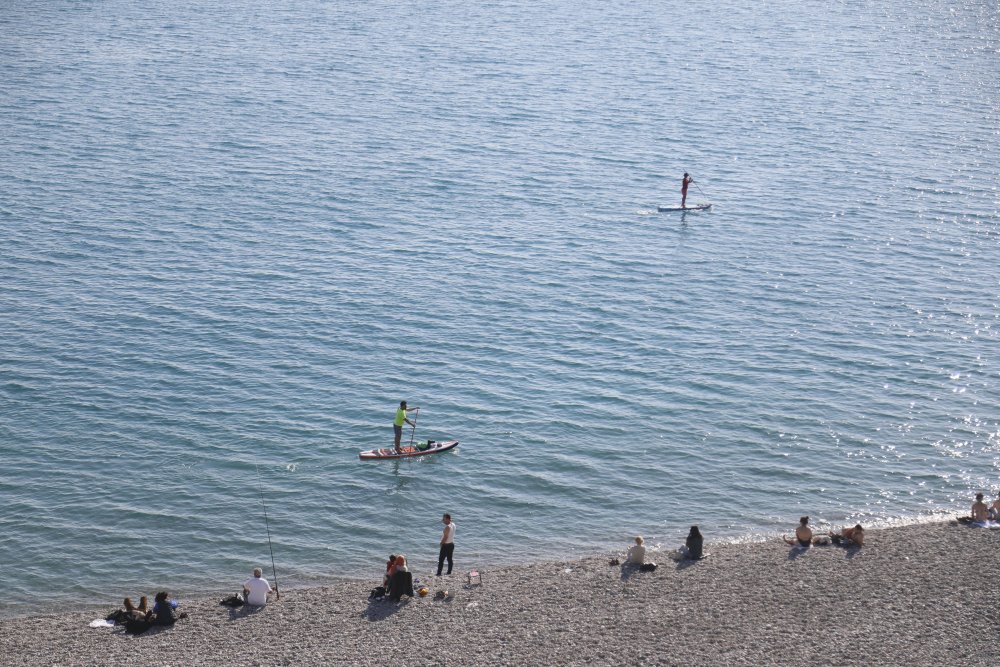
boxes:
[681,173,694,209]
[394,401,419,452]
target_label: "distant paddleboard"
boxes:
[658,203,712,212]
[359,440,459,461]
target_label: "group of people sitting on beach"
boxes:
[626,519,864,565]
[112,493,997,630]
[382,554,409,586]
[113,591,188,633]
[369,513,457,602]
[779,491,1000,549]
[969,491,1000,522]
[367,554,415,601]
[959,492,1000,523]
[625,492,997,567]
[783,516,865,548]
[625,526,705,566]
[114,567,275,633]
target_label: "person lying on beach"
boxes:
[830,524,864,547]
[971,493,989,522]
[122,596,148,620]
[109,596,155,635]
[679,526,704,560]
[783,516,816,547]
[626,536,646,565]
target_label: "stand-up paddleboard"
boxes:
[359,440,459,461]
[658,203,712,212]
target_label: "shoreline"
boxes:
[0,510,964,622]
[3,520,998,666]
[0,511,958,622]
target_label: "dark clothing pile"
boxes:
[388,570,414,602]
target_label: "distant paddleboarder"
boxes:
[681,173,694,209]
[393,400,418,453]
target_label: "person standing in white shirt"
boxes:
[437,513,456,576]
[243,567,275,606]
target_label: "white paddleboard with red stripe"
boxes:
[658,203,712,212]
[359,440,459,461]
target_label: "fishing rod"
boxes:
[255,462,280,599]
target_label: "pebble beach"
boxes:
[2,520,996,666]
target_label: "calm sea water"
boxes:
[1,0,998,617]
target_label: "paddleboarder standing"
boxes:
[393,400,418,452]
[681,173,694,209]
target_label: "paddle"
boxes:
[407,407,420,449]
[694,180,709,200]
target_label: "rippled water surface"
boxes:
[1,0,998,617]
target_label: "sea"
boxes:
[1,0,998,618]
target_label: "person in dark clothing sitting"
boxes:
[388,555,414,602]
[150,591,187,625]
[681,525,704,560]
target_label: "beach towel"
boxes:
[954,516,1000,528]
[105,609,129,624]
[954,517,1000,527]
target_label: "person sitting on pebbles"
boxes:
[150,591,188,625]
[783,516,817,547]
[989,492,1000,521]
[626,536,646,565]
[830,524,865,547]
[388,555,414,601]
[679,526,704,560]
[383,554,398,588]
[972,493,990,522]
[243,567,276,606]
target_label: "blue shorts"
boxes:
[394,424,403,437]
